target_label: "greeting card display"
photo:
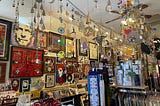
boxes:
[10,46,43,77]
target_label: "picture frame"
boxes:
[65,37,77,61]
[11,78,19,91]
[79,39,88,56]
[0,19,12,61]
[11,26,34,48]
[36,30,48,49]
[43,56,56,74]
[19,78,31,92]
[47,32,65,53]
[89,42,98,60]
[45,74,55,88]
[10,46,44,77]
[0,63,7,83]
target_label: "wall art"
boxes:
[47,32,65,53]
[66,37,77,61]
[10,46,43,77]
[31,77,44,90]
[79,39,88,56]
[43,56,55,74]
[11,78,19,91]
[11,26,35,48]
[0,19,12,61]
[45,74,55,88]
[56,64,66,85]
[0,63,7,83]
[89,42,98,60]
[36,30,47,49]
[19,77,31,92]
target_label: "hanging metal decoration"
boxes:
[12,0,24,32]
[30,0,46,32]
[57,0,66,35]
[105,0,112,12]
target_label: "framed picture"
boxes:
[79,39,88,56]
[0,19,12,61]
[10,46,44,77]
[11,26,34,48]
[31,77,44,90]
[19,78,31,92]
[89,42,98,60]
[66,37,77,61]
[36,30,48,49]
[45,74,55,88]
[47,32,65,53]
[11,78,19,91]
[0,63,6,83]
[43,56,55,74]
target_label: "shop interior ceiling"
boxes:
[0,0,160,41]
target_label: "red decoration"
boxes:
[10,46,44,77]
[124,29,131,35]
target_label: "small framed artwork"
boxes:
[11,78,19,91]
[0,19,12,61]
[90,61,95,69]
[44,56,55,74]
[0,63,7,83]
[36,30,48,49]
[79,39,88,56]
[19,78,31,92]
[47,32,65,53]
[89,42,98,60]
[45,74,55,88]
[66,37,77,61]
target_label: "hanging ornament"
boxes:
[86,12,91,25]
[58,27,65,34]
[84,26,94,37]
[105,0,112,12]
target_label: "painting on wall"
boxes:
[11,26,35,48]
[0,19,12,61]
[0,63,7,83]
[47,32,65,53]
[89,42,98,60]
[10,46,43,77]
[79,39,88,56]
[36,30,47,49]
[66,37,77,61]
[45,74,55,88]
[43,56,55,74]
[19,77,31,92]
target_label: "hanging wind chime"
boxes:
[30,0,46,64]
[84,7,94,36]
[12,0,24,31]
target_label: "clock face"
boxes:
[84,26,94,37]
